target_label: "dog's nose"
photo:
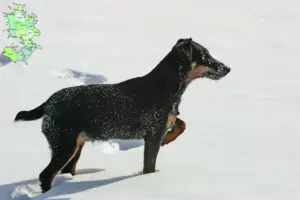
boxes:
[218,65,231,76]
[220,65,230,75]
[225,67,231,75]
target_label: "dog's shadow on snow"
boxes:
[34,173,141,200]
[0,168,142,200]
[0,168,106,200]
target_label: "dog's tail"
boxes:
[14,102,46,122]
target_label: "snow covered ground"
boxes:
[1,0,300,199]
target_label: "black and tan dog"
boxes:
[14,38,230,193]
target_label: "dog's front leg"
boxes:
[143,133,163,174]
[161,118,186,146]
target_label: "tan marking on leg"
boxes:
[167,114,177,130]
[50,132,86,188]
[70,159,79,176]
[162,118,186,145]
[70,142,85,176]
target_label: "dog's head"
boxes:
[172,38,231,83]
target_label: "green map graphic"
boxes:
[2,2,41,65]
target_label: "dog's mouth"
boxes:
[188,64,230,82]
[193,68,221,80]
[202,66,230,80]
[202,70,222,80]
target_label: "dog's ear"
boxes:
[173,38,193,63]
[176,38,192,45]
[176,39,185,45]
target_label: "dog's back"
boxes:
[17,75,169,142]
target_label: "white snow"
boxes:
[1,0,300,199]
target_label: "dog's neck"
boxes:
[144,50,190,110]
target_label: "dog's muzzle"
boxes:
[203,65,231,80]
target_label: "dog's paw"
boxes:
[161,139,170,146]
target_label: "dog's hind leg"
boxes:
[161,118,186,146]
[61,140,85,176]
[39,133,85,193]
